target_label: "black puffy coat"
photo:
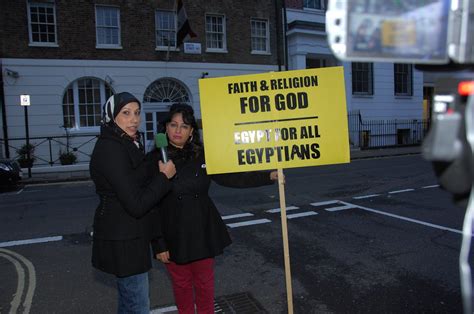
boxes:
[151,144,274,264]
[90,125,171,277]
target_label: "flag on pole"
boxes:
[176,0,197,46]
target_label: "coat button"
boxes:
[194,194,199,198]
[178,196,182,200]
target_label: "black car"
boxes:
[0,159,22,188]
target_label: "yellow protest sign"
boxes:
[199,67,349,174]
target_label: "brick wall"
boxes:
[285,0,303,9]
[1,0,283,65]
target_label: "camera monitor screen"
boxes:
[327,0,451,64]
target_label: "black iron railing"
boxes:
[348,110,430,149]
[0,134,99,167]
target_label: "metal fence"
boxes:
[0,134,98,167]
[348,111,430,149]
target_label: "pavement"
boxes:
[17,145,421,185]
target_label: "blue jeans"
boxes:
[116,272,150,314]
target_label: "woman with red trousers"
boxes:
[152,103,279,313]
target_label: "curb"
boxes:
[16,148,422,185]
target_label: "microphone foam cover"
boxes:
[155,133,168,148]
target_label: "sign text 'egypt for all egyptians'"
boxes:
[234,125,322,165]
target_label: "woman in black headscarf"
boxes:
[89,92,176,314]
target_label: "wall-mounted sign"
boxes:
[20,95,30,106]
[184,43,201,54]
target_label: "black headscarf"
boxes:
[103,92,141,124]
[102,92,143,150]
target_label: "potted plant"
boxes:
[59,150,77,165]
[16,143,35,168]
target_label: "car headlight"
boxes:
[0,163,12,171]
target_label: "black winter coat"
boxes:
[151,144,273,264]
[90,125,171,277]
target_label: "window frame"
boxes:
[27,1,58,47]
[95,5,122,49]
[351,62,374,96]
[62,78,114,132]
[205,13,227,53]
[394,63,413,96]
[303,0,328,10]
[155,9,179,51]
[250,18,270,55]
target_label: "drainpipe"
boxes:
[0,61,10,158]
[275,0,283,72]
[282,0,289,70]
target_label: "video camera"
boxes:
[326,0,474,200]
[325,1,474,313]
[326,0,473,65]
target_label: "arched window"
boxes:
[142,78,191,151]
[143,78,190,103]
[62,78,113,129]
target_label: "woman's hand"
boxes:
[270,170,285,183]
[156,251,170,263]
[159,160,176,179]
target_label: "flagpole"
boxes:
[278,167,294,314]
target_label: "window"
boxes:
[394,64,413,96]
[95,6,121,48]
[307,58,327,68]
[303,0,328,10]
[251,18,270,54]
[27,2,57,46]
[143,78,190,103]
[62,78,113,129]
[156,10,176,49]
[143,79,191,148]
[205,14,226,51]
[352,62,373,95]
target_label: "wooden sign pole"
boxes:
[278,168,293,314]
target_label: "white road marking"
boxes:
[422,185,440,189]
[353,194,380,199]
[325,204,356,212]
[348,202,463,235]
[221,213,254,220]
[388,189,415,194]
[0,248,36,314]
[287,211,318,219]
[0,252,25,313]
[266,206,299,213]
[0,236,63,248]
[309,200,340,207]
[16,188,24,194]
[227,219,271,228]
[150,305,178,313]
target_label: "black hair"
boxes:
[165,103,202,147]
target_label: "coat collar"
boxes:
[100,124,145,168]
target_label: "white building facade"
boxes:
[285,1,427,147]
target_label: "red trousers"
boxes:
[166,258,214,314]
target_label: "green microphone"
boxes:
[155,133,168,162]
